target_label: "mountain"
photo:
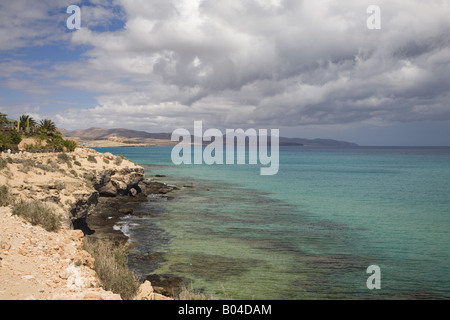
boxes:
[59,127,171,140]
[60,127,358,147]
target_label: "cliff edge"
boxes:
[0,148,169,300]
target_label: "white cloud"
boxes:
[1,0,450,136]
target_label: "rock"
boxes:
[139,181,175,195]
[68,229,85,241]
[82,292,104,300]
[118,208,134,215]
[90,167,145,198]
[1,241,10,252]
[98,181,118,197]
[69,192,100,221]
[129,188,137,197]
[79,250,95,269]
[135,280,154,300]
[145,274,184,297]
[19,247,28,256]
[134,281,172,300]
[151,293,172,300]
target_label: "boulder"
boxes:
[135,281,154,300]
[98,181,118,197]
[129,188,138,197]
[134,281,172,300]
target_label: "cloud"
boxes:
[1,0,450,137]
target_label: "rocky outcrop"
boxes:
[0,148,175,300]
[88,167,145,198]
[0,148,147,229]
[70,192,100,221]
[138,179,178,195]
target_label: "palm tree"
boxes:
[39,119,57,135]
[19,115,37,133]
[0,113,7,127]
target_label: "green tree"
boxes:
[63,139,78,152]
[39,119,57,135]
[8,131,22,145]
[47,132,65,151]
[0,131,22,151]
[19,115,37,133]
[0,133,8,151]
[0,113,7,126]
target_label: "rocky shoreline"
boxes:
[0,147,176,300]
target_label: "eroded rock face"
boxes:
[69,192,100,221]
[0,148,146,229]
[0,148,176,301]
[87,168,145,197]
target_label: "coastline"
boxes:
[67,137,177,149]
[0,147,173,300]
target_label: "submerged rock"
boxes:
[144,274,185,298]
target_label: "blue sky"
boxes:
[1,0,450,146]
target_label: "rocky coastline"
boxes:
[0,147,175,300]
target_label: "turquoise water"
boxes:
[95,146,450,299]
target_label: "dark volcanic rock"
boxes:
[70,192,100,221]
[138,180,175,195]
[85,167,146,198]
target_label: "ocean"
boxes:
[94,146,450,299]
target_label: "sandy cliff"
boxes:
[0,148,170,300]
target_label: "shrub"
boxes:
[46,133,65,151]
[54,181,65,191]
[114,155,124,166]
[0,185,13,207]
[74,160,82,167]
[18,159,35,174]
[87,155,97,163]
[12,200,61,232]
[63,139,78,152]
[57,152,70,163]
[83,239,139,300]
[47,159,59,170]
[0,132,20,151]
[0,158,7,170]
[8,131,22,145]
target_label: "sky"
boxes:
[1,0,450,146]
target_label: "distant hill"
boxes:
[59,127,171,140]
[278,137,359,147]
[60,127,358,147]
